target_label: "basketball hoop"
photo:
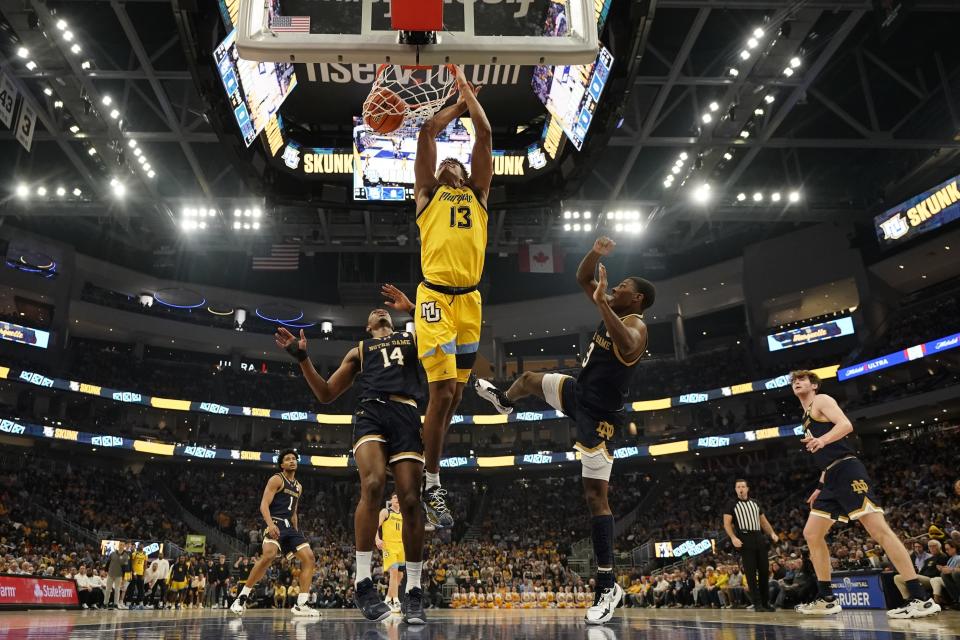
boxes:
[362,64,458,133]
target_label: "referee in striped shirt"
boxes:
[723,479,779,611]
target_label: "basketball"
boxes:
[363,88,408,134]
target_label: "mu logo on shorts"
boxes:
[851,479,869,494]
[595,421,615,440]
[421,301,442,323]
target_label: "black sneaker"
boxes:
[423,486,454,529]
[354,578,391,622]
[402,588,427,625]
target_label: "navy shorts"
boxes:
[558,376,621,461]
[811,457,884,523]
[353,398,424,465]
[263,519,310,558]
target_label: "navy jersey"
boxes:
[356,332,423,402]
[802,407,856,470]
[268,473,302,521]
[576,315,644,413]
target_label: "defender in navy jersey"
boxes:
[274,307,427,624]
[230,450,318,617]
[474,236,655,626]
[791,370,940,619]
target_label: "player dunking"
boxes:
[475,236,655,625]
[791,370,941,619]
[274,310,428,624]
[229,450,318,617]
[377,493,405,614]
[413,66,492,528]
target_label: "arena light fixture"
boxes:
[563,210,571,219]
[563,223,571,231]
[701,113,712,124]
[109,109,120,119]
[691,183,711,204]
[754,108,764,116]
[101,95,112,106]
[70,43,81,54]
[739,130,750,139]
[80,60,91,70]
[736,193,746,201]
[573,223,581,231]
[728,68,739,77]
[583,223,591,232]
[16,184,29,199]
[708,102,719,112]
[739,50,750,61]
[746,37,759,49]
[752,192,763,202]
[69,125,80,134]
[252,222,261,230]
[62,30,74,42]
[764,94,776,104]
[25,61,37,71]
[679,152,688,161]
[54,100,63,109]
[110,178,125,198]
[137,155,146,164]
[128,139,137,148]
[87,147,97,155]
[55,186,65,197]
[43,87,53,96]
[723,152,733,161]
[36,186,47,196]
[143,163,151,172]
[16,47,29,59]
[771,192,782,202]
[243,223,251,230]
[790,57,802,68]
[753,27,765,38]
[671,165,681,174]
[72,187,82,197]
[56,19,67,30]
[147,170,155,179]
[233,221,242,230]
[583,211,591,219]
[663,179,673,188]
[572,211,580,219]
[133,148,142,157]
[782,67,794,78]
[614,223,623,232]
[788,190,800,203]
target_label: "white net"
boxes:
[362,65,458,132]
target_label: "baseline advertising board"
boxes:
[0,575,78,608]
[874,173,960,247]
[766,317,855,352]
[829,572,886,609]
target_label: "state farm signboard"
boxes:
[0,575,79,608]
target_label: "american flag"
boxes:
[271,15,311,33]
[252,244,300,271]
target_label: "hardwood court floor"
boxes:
[1,606,957,639]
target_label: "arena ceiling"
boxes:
[1,0,959,298]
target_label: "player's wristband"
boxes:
[817,481,824,490]
[285,343,308,362]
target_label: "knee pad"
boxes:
[580,451,613,482]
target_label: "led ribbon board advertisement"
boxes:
[0,415,803,470]
[875,173,960,247]
[838,330,960,381]
[0,321,49,349]
[766,317,855,352]
[0,575,78,608]
[654,539,717,559]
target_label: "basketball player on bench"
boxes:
[475,237,656,625]
[274,311,429,624]
[413,66,492,529]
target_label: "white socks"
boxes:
[405,562,422,593]
[425,471,441,490]
[355,551,373,585]
[297,592,309,606]
[240,586,252,598]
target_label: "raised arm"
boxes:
[275,327,361,403]
[577,237,614,300]
[415,99,469,206]
[591,264,648,361]
[454,68,492,204]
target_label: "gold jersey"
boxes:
[416,185,488,287]
[382,509,403,547]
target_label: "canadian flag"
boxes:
[519,244,564,273]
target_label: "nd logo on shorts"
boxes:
[851,480,869,494]
[595,421,615,440]
[421,301,442,323]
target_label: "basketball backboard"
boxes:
[236,0,598,66]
